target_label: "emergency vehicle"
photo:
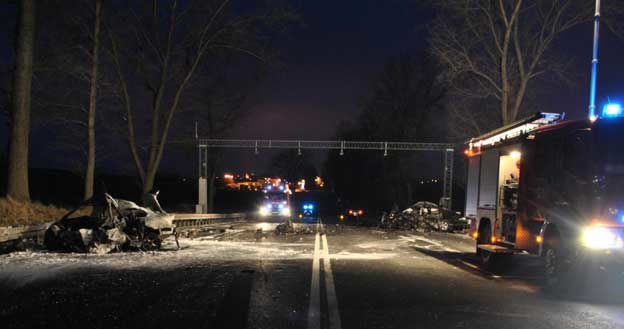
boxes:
[465,108,624,281]
[259,180,292,217]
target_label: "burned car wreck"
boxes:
[380,201,467,232]
[44,192,178,253]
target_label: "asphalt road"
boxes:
[1,217,624,329]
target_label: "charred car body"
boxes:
[44,192,177,253]
[381,201,466,232]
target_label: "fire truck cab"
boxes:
[465,110,624,279]
[259,181,292,218]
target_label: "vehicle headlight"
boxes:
[259,206,269,216]
[581,226,624,249]
[280,207,291,217]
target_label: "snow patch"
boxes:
[0,237,313,286]
[331,251,396,260]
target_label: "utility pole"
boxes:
[589,0,601,121]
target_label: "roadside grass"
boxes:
[0,198,88,227]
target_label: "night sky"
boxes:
[229,0,427,140]
[2,0,624,177]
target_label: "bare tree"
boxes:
[325,53,447,209]
[84,0,102,200]
[7,0,35,201]
[189,70,259,212]
[109,0,295,195]
[28,0,118,200]
[430,0,624,125]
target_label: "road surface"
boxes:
[1,217,623,329]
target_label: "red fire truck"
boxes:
[465,109,624,282]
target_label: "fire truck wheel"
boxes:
[544,245,563,287]
[476,221,491,255]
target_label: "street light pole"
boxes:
[589,0,601,121]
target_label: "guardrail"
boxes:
[0,222,52,243]
[172,212,248,230]
[0,213,249,244]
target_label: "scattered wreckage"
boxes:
[274,219,314,235]
[380,201,468,232]
[44,192,178,253]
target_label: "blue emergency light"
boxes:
[303,204,314,210]
[602,103,623,118]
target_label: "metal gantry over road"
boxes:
[196,139,455,212]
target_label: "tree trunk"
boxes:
[7,0,36,201]
[84,0,102,201]
[143,168,156,195]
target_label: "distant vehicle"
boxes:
[259,184,291,218]
[464,111,624,282]
[298,202,318,222]
[346,208,364,220]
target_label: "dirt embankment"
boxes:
[0,198,82,227]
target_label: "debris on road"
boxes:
[44,192,177,253]
[379,210,417,230]
[275,220,295,234]
[275,219,314,235]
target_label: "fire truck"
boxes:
[465,108,624,281]
[259,180,292,218]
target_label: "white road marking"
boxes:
[458,260,481,271]
[401,234,461,253]
[322,234,342,329]
[307,232,321,329]
[308,220,343,329]
[458,260,501,279]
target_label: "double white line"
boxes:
[308,224,342,329]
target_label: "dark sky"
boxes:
[3,1,624,177]
[220,0,624,175]
[206,0,430,175]
[229,0,427,140]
